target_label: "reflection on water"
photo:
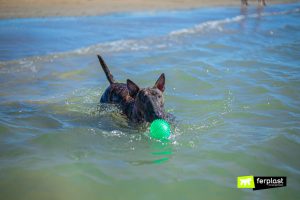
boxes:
[0,2,300,200]
[254,6,264,31]
[240,5,266,32]
[129,141,173,165]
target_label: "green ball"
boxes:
[150,119,171,140]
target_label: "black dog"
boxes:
[97,55,166,123]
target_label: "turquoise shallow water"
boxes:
[0,3,300,200]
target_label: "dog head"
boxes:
[127,73,165,122]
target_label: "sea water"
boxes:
[0,3,299,200]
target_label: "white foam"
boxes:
[170,15,246,36]
[1,7,299,69]
[54,7,300,56]
[169,8,300,36]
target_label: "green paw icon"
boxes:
[237,176,255,188]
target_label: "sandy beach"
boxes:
[0,0,299,19]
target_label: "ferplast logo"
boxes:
[237,176,255,189]
[237,176,287,190]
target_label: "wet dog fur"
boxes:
[97,55,166,123]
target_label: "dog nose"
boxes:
[155,111,164,119]
[148,111,164,122]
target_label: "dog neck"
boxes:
[125,100,145,123]
[131,103,145,123]
[120,98,144,123]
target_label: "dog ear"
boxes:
[127,79,140,98]
[154,73,165,92]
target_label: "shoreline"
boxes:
[0,0,299,19]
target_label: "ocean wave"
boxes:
[170,7,300,36]
[0,6,299,69]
